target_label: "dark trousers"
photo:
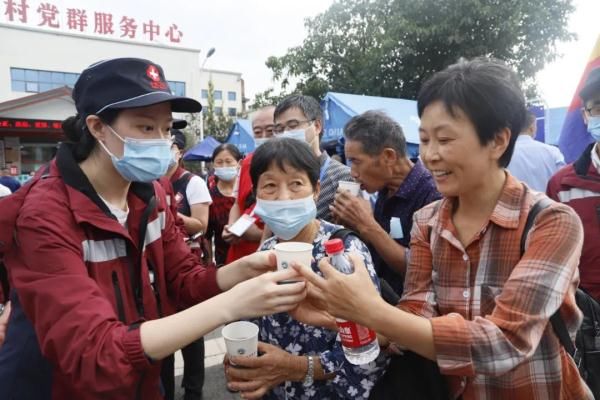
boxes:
[181,337,205,400]
[160,354,175,400]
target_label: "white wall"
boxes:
[200,69,243,116]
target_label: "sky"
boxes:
[182,0,600,107]
[7,0,598,107]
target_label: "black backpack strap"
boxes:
[330,228,401,305]
[133,195,157,317]
[520,196,579,360]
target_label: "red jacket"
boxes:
[226,153,263,263]
[0,144,221,399]
[547,143,600,300]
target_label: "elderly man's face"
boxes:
[252,109,275,139]
[344,139,389,193]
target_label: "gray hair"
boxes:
[343,111,407,157]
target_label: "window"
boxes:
[10,67,80,93]
[228,91,237,101]
[214,90,222,100]
[167,80,186,96]
[201,89,208,99]
[228,107,237,117]
[214,107,223,115]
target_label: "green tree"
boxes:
[263,0,575,101]
[204,79,234,141]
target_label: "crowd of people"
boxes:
[0,54,598,400]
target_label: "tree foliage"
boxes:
[262,0,575,101]
[204,79,235,141]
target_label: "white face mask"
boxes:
[278,129,306,142]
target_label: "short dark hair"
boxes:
[344,111,407,158]
[250,137,320,191]
[417,58,527,168]
[524,111,537,130]
[212,143,243,161]
[274,94,322,130]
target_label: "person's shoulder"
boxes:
[548,162,575,184]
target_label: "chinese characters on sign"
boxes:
[4,0,184,44]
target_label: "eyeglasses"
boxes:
[584,105,600,117]
[273,119,314,134]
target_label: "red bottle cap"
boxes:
[324,238,344,254]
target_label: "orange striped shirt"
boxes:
[399,174,592,399]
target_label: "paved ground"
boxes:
[174,327,239,400]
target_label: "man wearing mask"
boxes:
[331,111,440,295]
[547,66,600,301]
[163,124,212,400]
[223,106,275,262]
[273,94,352,221]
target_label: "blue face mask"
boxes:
[278,129,306,142]
[254,137,268,148]
[588,116,600,142]
[254,195,316,240]
[99,126,173,182]
[214,166,238,181]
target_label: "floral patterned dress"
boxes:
[256,220,388,399]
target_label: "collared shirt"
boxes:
[372,160,440,294]
[507,135,566,192]
[317,153,353,222]
[591,143,600,174]
[256,220,388,399]
[400,174,592,399]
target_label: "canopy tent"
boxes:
[182,136,221,161]
[225,119,255,155]
[320,92,421,158]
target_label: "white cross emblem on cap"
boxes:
[147,65,160,81]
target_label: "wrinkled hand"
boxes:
[330,191,375,234]
[293,252,384,326]
[289,279,337,331]
[227,268,307,321]
[222,225,241,244]
[0,301,11,348]
[225,342,302,399]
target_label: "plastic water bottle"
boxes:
[324,238,380,365]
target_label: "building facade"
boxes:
[0,22,244,175]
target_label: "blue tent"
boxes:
[225,119,255,155]
[183,136,221,161]
[321,92,421,157]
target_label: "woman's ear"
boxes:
[491,127,511,161]
[314,181,321,202]
[86,115,106,141]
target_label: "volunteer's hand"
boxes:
[330,191,376,236]
[225,342,303,399]
[222,225,241,244]
[293,252,384,326]
[0,301,11,348]
[225,268,307,321]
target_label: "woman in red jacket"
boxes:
[0,58,306,400]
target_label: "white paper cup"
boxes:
[222,321,259,360]
[338,181,361,196]
[273,242,312,282]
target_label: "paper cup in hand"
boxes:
[338,181,361,196]
[274,242,312,282]
[222,321,259,363]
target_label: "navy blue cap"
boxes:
[171,129,186,149]
[73,58,202,117]
[172,119,188,129]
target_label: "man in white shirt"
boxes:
[507,111,565,191]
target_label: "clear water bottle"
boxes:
[324,238,380,365]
